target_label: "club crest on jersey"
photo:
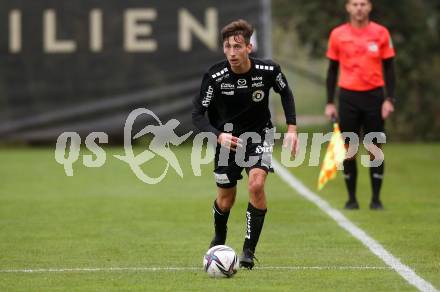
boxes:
[237,78,247,89]
[368,42,379,52]
[252,90,265,102]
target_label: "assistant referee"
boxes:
[325,0,396,210]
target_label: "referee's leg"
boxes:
[363,89,386,210]
[339,89,362,209]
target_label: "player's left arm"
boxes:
[273,65,298,156]
[381,28,396,120]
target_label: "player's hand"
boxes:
[325,103,338,120]
[382,99,394,120]
[283,125,299,157]
[217,133,242,152]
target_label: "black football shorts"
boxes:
[338,87,385,145]
[213,128,274,188]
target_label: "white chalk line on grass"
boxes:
[0,266,391,274]
[272,159,438,292]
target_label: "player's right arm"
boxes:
[192,73,242,151]
[325,59,339,120]
[325,29,340,120]
[192,73,220,136]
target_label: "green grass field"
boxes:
[0,143,439,291]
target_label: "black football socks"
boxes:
[243,202,267,253]
[343,159,358,202]
[370,161,384,203]
[212,200,230,245]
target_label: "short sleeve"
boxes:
[380,28,395,59]
[326,30,339,61]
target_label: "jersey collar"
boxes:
[226,57,254,76]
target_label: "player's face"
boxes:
[223,35,252,71]
[346,0,371,23]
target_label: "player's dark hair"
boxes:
[221,19,254,44]
[346,0,371,3]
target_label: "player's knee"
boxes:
[218,200,233,211]
[217,188,236,211]
[217,196,234,211]
[226,195,236,209]
[248,178,265,195]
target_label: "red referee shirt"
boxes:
[326,21,395,91]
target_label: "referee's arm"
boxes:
[381,57,396,119]
[383,57,396,103]
[325,59,339,120]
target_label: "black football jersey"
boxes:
[192,57,296,136]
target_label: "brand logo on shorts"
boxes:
[252,90,265,102]
[214,173,230,184]
[255,144,273,154]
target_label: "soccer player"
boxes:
[192,19,298,269]
[325,0,396,210]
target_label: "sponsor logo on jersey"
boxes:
[221,83,235,89]
[252,76,262,81]
[237,78,247,89]
[252,81,264,88]
[221,90,234,96]
[202,85,213,107]
[276,73,286,89]
[252,90,265,102]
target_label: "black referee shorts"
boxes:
[338,87,385,145]
[213,128,274,189]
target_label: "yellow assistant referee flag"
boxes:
[318,123,346,190]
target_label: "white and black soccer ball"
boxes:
[203,245,239,278]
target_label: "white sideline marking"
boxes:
[0,266,390,273]
[272,159,438,292]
